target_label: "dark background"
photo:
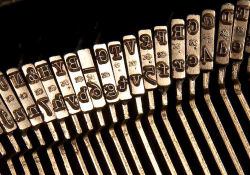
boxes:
[1,0,250,174]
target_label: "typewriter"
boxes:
[0,0,250,174]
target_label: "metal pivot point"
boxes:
[7,68,46,174]
[64,52,101,174]
[63,52,103,175]
[171,19,211,175]
[186,14,227,174]
[78,49,116,175]
[123,35,161,175]
[230,1,250,123]
[201,9,244,174]
[0,72,32,175]
[108,41,145,175]
[49,56,89,175]
[138,29,176,174]
[216,3,250,160]
[154,25,192,175]
[94,44,132,175]
[21,64,62,175]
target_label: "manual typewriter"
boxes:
[0,0,250,174]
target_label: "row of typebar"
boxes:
[0,0,250,174]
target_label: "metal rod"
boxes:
[203,72,244,174]
[19,132,32,175]
[57,119,74,175]
[147,90,176,174]
[135,96,162,175]
[6,133,20,175]
[70,114,89,175]
[83,113,103,175]
[176,80,210,175]
[218,67,250,159]
[96,110,117,175]
[109,104,132,175]
[189,78,227,174]
[122,103,145,175]
[232,62,250,122]
[46,121,61,175]
[160,90,192,175]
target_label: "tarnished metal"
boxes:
[215,3,235,65]
[218,67,250,159]
[186,14,227,174]
[35,60,69,119]
[171,19,210,175]
[154,26,171,87]
[171,19,186,79]
[0,72,31,130]
[50,55,89,175]
[94,43,132,175]
[78,49,116,175]
[138,29,176,174]
[214,1,250,162]
[123,35,161,175]
[201,7,244,174]
[108,41,144,174]
[138,29,157,90]
[154,26,192,175]
[0,72,34,174]
[186,15,200,76]
[63,53,102,175]
[123,35,145,95]
[7,68,43,126]
[203,72,244,174]
[230,0,250,60]
[22,64,61,174]
[200,10,216,70]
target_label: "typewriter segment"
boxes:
[2,0,250,174]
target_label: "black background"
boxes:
[1,0,250,174]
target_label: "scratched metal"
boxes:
[186,15,200,76]
[218,67,250,160]
[160,92,192,175]
[230,0,250,60]
[0,96,17,133]
[50,56,81,114]
[108,41,132,101]
[64,53,94,112]
[123,35,145,95]
[35,60,69,119]
[138,29,157,90]
[63,53,101,174]
[93,44,119,103]
[147,91,176,175]
[22,64,57,122]
[94,44,133,174]
[200,10,215,70]
[7,68,43,126]
[189,78,227,174]
[135,96,161,174]
[171,19,186,79]
[77,49,115,175]
[203,72,244,174]
[108,41,145,174]
[215,3,235,65]
[176,80,210,175]
[77,49,106,109]
[154,26,171,87]
[0,72,31,130]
